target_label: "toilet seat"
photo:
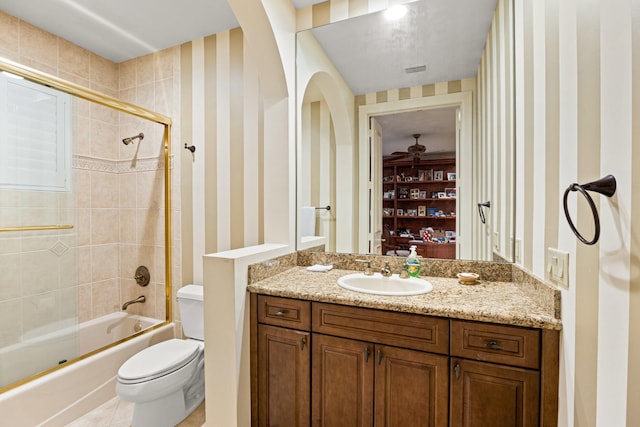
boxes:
[118,339,202,384]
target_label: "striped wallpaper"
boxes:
[183,0,640,424]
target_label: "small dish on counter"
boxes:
[457,272,480,285]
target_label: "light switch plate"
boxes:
[547,248,569,287]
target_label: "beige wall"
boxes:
[514,0,639,425]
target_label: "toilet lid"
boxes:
[118,339,201,382]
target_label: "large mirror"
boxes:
[296,0,515,262]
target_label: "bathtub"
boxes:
[0,313,174,427]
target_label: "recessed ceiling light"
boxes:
[384,4,407,20]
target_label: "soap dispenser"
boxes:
[405,245,421,278]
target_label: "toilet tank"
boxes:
[177,285,204,340]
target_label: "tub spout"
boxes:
[122,295,146,310]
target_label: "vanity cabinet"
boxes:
[311,303,450,427]
[449,321,543,427]
[255,295,311,427]
[251,295,559,427]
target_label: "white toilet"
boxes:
[116,284,205,427]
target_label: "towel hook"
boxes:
[562,175,616,245]
[477,201,491,224]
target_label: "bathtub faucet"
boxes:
[122,295,146,310]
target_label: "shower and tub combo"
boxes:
[0,57,175,426]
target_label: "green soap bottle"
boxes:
[405,245,421,277]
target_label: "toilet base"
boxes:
[131,387,204,427]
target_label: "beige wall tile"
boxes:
[154,47,179,81]
[0,254,22,300]
[136,54,154,86]
[91,208,119,244]
[137,208,164,246]
[136,171,164,209]
[119,208,137,244]
[136,82,155,111]
[59,286,78,319]
[91,278,119,317]
[90,53,118,91]
[155,78,174,116]
[59,38,91,80]
[119,244,155,281]
[118,173,138,208]
[91,101,119,125]
[119,60,137,90]
[76,169,91,208]
[77,208,90,246]
[91,244,118,282]
[90,120,118,160]
[0,12,19,54]
[0,299,22,346]
[22,291,61,332]
[77,283,92,322]
[21,251,59,295]
[58,248,78,288]
[0,236,21,255]
[19,21,58,70]
[91,172,119,208]
[78,246,91,285]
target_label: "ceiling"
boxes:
[305,0,496,157]
[0,0,325,63]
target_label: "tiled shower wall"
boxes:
[0,11,181,349]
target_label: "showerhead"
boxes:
[122,132,144,145]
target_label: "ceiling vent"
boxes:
[404,65,427,74]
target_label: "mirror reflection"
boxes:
[296,0,514,262]
[0,59,170,390]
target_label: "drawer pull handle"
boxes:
[300,337,306,350]
[274,310,288,316]
[365,347,371,363]
[377,349,383,365]
[485,341,503,350]
[454,363,461,380]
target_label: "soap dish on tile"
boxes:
[457,272,479,285]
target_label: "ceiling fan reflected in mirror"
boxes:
[385,133,428,163]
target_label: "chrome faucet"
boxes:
[355,259,374,275]
[122,295,146,310]
[381,262,392,277]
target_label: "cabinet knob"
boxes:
[300,337,306,350]
[377,349,383,365]
[275,310,288,316]
[454,363,461,380]
[365,347,371,362]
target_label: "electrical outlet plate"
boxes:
[547,248,569,287]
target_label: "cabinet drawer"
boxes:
[451,320,540,369]
[312,302,449,354]
[257,295,311,331]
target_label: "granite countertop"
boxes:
[247,266,562,330]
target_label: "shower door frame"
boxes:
[0,56,174,392]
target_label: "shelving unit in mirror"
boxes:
[382,158,456,259]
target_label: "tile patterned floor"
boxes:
[66,397,205,427]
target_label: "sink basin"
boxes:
[337,273,433,296]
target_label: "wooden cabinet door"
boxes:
[312,334,374,427]
[374,345,449,427]
[258,324,310,427]
[450,358,540,427]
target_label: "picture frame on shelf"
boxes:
[397,208,404,216]
[419,190,427,199]
[447,172,457,180]
[410,188,420,199]
[418,206,426,216]
[407,209,417,216]
[437,191,447,198]
[445,188,457,198]
[434,170,444,180]
[426,207,437,216]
